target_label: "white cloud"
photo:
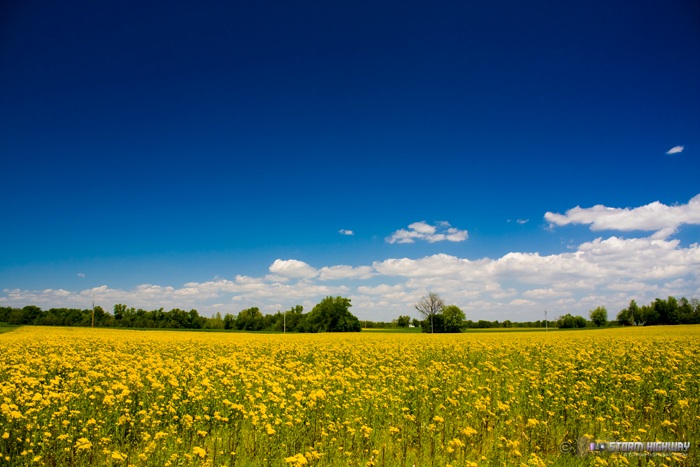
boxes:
[666,145,684,155]
[386,221,468,244]
[545,193,700,238]
[356,284,405,296]
[2,232,698,322]
[268,259,318,279]
[339,229,354,236]
[318,265,375,281]
[522,288,569,299]
[373,254,484,278]
[3,198,699,322]
[77,273,86,278]
[516,219,529,224]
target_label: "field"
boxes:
[1,326,698,466]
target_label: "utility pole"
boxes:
[544,309,548,332]
[92,294,95,328]
[283,309,286,334]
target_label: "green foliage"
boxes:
[396,315,411,327]
[616,307,633,326]
[4,294,700,332]
[442,305,466,333]
[419,304,466,333]
[589,306,608,327]
[301,296,361,332]
[420,313,444,333]
[235,307,264,331]
[557,313,587,329]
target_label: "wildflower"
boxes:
[75,438,92,451]
[285,453,308,465]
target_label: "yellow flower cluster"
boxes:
[0,325,698,466]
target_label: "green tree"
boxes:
[280,305,304,332]
[616,307,633,326]
[396,315,411,327]
[0,307,11,322]
[557,313,587,328]
[415,292,445,334]
[589,306,607,327]
[642,304,659,326]
[442,305,466,333]
[223,313,235,330]
[235,307,264,331]
[629,299,643,325]
[301,296,360,333]
[114,304,127,323]
[617,300,639,326]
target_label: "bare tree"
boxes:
[415,292,445,333]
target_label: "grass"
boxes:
[0,323,19,334]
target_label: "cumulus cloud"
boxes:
[666,145,684,155]
[338,229,354,236]
[268,259,318,279]
[386,221,468,244]
[2,233,698,321]
[545,194,700,238]
[318,265,375,281]
[3,197,700,321]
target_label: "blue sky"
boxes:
[1,0,699,321]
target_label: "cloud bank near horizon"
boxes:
[3,196,698,322]
[3,238,698,322]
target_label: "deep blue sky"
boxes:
[1,0,699,320]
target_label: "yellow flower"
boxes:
[75,438,92,451]
[285,453,308,465]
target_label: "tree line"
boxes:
[3,295,697,332]
[0,296,362,332]
[616,296,700,326]
[555,296,700,328]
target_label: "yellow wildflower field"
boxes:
[1,326,698,466]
